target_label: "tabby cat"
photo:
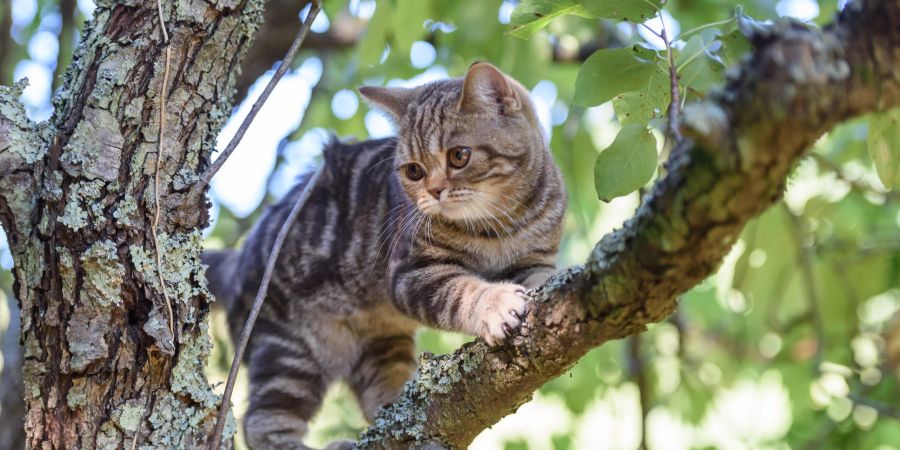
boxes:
[203,62,567,449]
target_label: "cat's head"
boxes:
[359,62,548,225]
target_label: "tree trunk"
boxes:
[0,0,265,446]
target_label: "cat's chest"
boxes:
[465,237,527,275]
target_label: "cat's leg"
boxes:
[348,334,417,422]
[391,262,529,345]
[243,331,329,450]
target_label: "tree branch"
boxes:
[357,1,900,448]
[233,0,364,102]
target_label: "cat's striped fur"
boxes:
[204,63,567,450]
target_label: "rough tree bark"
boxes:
[355,1,900,448]
[0,0,267,447]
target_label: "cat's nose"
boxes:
[428,187,445,200]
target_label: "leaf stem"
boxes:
[674,16,736,42]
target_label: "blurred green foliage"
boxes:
[1,0,898,449]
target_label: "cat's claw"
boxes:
[478,283,529,346]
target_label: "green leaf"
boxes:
[677,35,725,97]
[867,108,900,189]
[594,125,658,201]
[716,30,753,65]
[551,125,600,238]
[613,65,669,125]
[574,47,664,107]
[582,0,662,21]
[509,0,587,38]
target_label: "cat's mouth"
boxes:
[417,190,483,222]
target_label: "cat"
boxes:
[203,62,567,450]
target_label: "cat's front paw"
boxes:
[476,283,530,346]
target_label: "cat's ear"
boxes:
[358,86,415,120]
[458,62,522,114]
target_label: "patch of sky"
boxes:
[365,111,394,139]
[530,80,558,141]
[211,57,323,217]
[776,0,820,21]
[331,89,359,120]
[349,0,376,20]
[39,11,62,35]
[637,10,680,50]
[12,0,37,28]
[0,228,12,270]
[498,0,514,25]
[28,30,59,66]
[410,41,436,69]
[268,128,329,200]
[77,0,96,17]
[300,3,330,33]
[14,60,53,121]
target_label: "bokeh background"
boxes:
[1,0,898,449]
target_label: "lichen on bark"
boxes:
[0,0,266,447]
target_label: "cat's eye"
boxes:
[448,147,471,169]
[405,163,426,181]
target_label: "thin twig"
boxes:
[208,165,324,450]
[848,392,900,420]
[659,26,682,145]
[810,153,899,201]
[627,336,649,450]
[151,0,174,336]
[784,204,825,370]
[193,1,322,195]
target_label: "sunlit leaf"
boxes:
[867,108,900,189]
[582,0,662,21]
[594,125,657,201]
[677,35,725,98]
[613,65,669,125]
[509,0,588,38]
[574,46,664,107]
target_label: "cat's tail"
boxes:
[202,249,239,309]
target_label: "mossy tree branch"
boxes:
[357,1,900,448]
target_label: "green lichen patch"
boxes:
[66,378,88,408]
[113,196,139,228]
[114,400,147,432]
[60,107,124,181]
[96,421,122,449]
[171,320,220,409]
[144,392,227,450]
[0,79,47,166]
[81,240,126,307]
[58,179,106,231]
[132,230,210,314]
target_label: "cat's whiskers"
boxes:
[475,201,515,239]
[471,201,512,240]
[366,153,406,174]
[385,207,424,264]
[368,202,413,266]
[473,192,520,229]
